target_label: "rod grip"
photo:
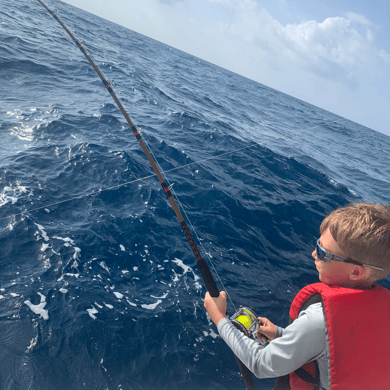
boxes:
[196,258,219,297]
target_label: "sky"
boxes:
[59,0,390,137]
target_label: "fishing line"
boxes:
[168,182,238,311]
[33,3,259,388]
[27,0,242,312]
[0,138,257,309]
[140,131,239,310]
[0,142,258,224]
[1,130,254,309]
[2,88,378,224]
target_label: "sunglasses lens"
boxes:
[316,244,326,261]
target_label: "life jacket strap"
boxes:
[293,364,326,389]
[273,293,324,390]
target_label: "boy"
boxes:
[204,203,390,389]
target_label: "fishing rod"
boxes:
[36,1,258,388]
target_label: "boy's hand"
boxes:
[204,291,227,326]
[257,317,277,343]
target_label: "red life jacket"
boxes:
[288,282,390,390]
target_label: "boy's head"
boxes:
[319,203,390,282]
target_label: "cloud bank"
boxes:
[61,0,390,135]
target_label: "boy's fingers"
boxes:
[258,334,269,343]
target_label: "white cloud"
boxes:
[208,2,382,77]
[198,0,390,134]
[345,11,372,26]
[379,49,390,65]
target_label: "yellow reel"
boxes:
[230,306,260,340]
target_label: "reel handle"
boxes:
[230,307,271,343]
[257,319,271,343]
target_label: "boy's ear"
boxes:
[349,265,367,281]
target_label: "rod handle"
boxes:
[196,258,219,297]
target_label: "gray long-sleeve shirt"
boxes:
[217,302,330,389]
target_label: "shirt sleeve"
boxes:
[275,325,284,338]
[217,303,327,378]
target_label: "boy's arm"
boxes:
[217,303,327,378]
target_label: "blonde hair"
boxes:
[320,203,390,280]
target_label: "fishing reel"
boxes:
[230,306,263,342]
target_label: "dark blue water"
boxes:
[1,1,390,389]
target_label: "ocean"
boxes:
[1,0,390,389]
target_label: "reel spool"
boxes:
[230,306,261,341]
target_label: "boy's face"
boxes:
[311,229,356,285]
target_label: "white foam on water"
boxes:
[171,270,179,283]
[57,273,80,281]
[41,243,50,252]
[172,258,200,281]
[87,306,98,320]
[27,335,38,351]
[170,258,203,291]
[0,185,24,207]
[25,292,49,320]
[35,224,49,241]
[67,272,79,278]
[151,293,168,299]
[53,236,75,246]
[16,184,27,193]
[99,261,110,273]
[141,300,162,310]
[73,247,81,260]
[6,221,14,231]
